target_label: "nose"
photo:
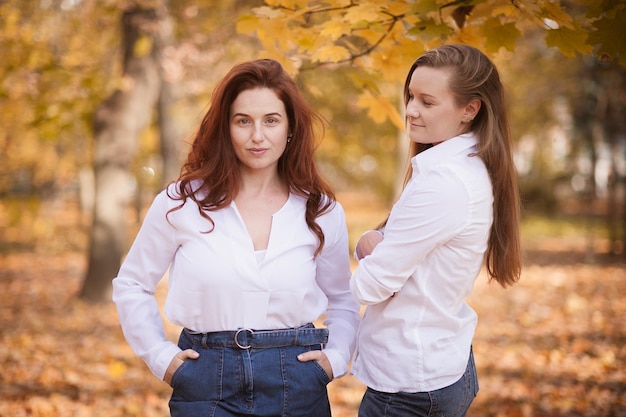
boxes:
[251,122,263,142]
[406,101,419,119]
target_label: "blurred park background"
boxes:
[1,0,625,416]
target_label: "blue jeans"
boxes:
[168,324,331,417]
[358,349,479,417]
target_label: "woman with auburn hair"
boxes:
[351,44,522,417]
[113,59,359,417]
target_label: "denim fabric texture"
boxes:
[169,325,331,417]
[358,349,479,417]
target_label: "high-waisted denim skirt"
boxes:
[168,323,331,417]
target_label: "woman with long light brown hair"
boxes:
[351,44,522,417]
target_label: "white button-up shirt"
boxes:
[350,134,493,392]
[113,185,359,381]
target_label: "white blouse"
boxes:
[113,184,359,381]
[350,134,493,392]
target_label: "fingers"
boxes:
[164,349,199,385]
[180,348,200,360]
[297,350,334,380]
[297,350,321,362]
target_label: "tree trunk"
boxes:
[157,10,183,187]
[80,6,163,302]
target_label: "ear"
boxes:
[463,99,481,121]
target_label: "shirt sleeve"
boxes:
[112,190,182,380]
[315,202,360,379]
[350,169,470,305]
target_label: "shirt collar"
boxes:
[411,133,478,176]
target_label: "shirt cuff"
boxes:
[147,341,182,380]
[322,347,348,380]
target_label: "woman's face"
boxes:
[405,66,474,145]
[230,87,290,175]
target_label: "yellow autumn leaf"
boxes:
[320,17,351,40]
[311,45,352,63]
[133,36,152,58]
[356,90,404,129]
[452,23,487,48]
[541,1,575,30]
[407,19,451,42]
[491,4,518,18]
[482,18,521,53]
[343,3,383,24]
[350,26,386,46]
[108,360,128,378]
[236,14,259,35]
[370,39,418,83]
[295,32,318,54]
[589,7,626,62]
[409,0,443,20]
[544,26,592,57]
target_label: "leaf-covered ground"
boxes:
[1,202,625,417]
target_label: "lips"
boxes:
[248,148,268,156]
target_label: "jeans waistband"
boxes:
[183,323,329,349]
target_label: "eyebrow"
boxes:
[408,86,436,98]
[231,112,284,118]
[412,91,437,101]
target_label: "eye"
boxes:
[266,117,278,125]
[236,118,251,126]
[422,100,433,107]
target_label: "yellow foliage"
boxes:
[266,0,320,7]
[409,0,444,20]
[242,0,623,73]
[320,17,351,40]
[452,24,487,48]
[544,26,592,57]
[133,36,153,58]
[108,360,128,378]
[588,5,626,66]
[356,90,403,129]
[369,42,416,83]
[343,3,384,24]
[311,45,352,63]
[491,4,518,19]
[482,19,520,53]
[236,13,259,35]
[540,1,575,30]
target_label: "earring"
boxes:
[287,134,292,143]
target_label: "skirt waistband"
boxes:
[183,323,328,350]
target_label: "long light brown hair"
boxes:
[395,44,522,287]
[168,59,334,255]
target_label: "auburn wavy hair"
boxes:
[167,59,335,255]
[392,44,522,287]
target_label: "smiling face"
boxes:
[229,87,290,176]
[405,66,478,145]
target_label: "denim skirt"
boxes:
[168,323,331,417]
[358,348,479,417]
